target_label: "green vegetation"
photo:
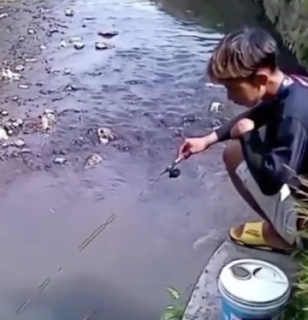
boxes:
[160,287,186,320]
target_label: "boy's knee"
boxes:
[223,140,243,172]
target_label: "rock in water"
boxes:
[84,153,103,169]
[74,41,85,50]
[98,30,119,38]
[14,139,26,147]
[95,42,108,50]
[15,65,25,72]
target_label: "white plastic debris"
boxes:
[0,127,8,141]
[53,157,67,165]
[209,101,223,113]
[1,68,21,81]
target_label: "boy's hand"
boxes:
[230,118,255,139]
[178,133,217,159]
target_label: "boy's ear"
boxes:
[253,72,269,87]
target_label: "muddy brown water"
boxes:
[0,0,302,319]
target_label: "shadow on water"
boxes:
[0,0,304,319]
[8,276,153,320]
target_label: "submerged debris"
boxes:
[84,153,103,169]
[53,157,67,165]
[59,40,68,48]
[98,30,119,38]
[0,13,8,19]
[64,9,74,17]
[24,58,37,63]
[41,109,56,131]
[205,82,224,89]
[97,127,116,144]
[18,84,29,89]
[1,68,21,81]
[0,127,8,141]
[209,101,223,113]
[69,36,82,43]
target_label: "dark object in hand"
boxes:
[169,168,181,178]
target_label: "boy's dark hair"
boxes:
[207,28,279,81]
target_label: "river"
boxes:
[0,0,301,319]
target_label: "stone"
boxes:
[28,29,36,35]
[98,30,119,38]
[74,41,85,50]
[40,45,47,50]
[15,119,23,126]
[95,42,108,50]
[14,139,26,147]
[84,153,103,169]
[15,65,24,72]
[0,110,8,116]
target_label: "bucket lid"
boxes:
[219,259,290,304]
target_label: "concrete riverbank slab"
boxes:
[182,241,298,320]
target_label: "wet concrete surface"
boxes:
[0,0,302,319]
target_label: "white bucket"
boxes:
[218,259,291,320]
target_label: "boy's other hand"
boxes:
[230,118,255,139]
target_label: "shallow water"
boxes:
[0,0,302,319]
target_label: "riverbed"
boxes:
[0,0,300,319]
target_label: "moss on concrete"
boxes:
[262,0,308,67]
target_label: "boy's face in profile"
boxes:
[219,72,269,108]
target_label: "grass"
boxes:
[281,177,308,320]
[160,287,186,320]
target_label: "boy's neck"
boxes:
[264,70,286,99]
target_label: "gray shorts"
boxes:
[236,161,299,246]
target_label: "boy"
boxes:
[178,28,308,254]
